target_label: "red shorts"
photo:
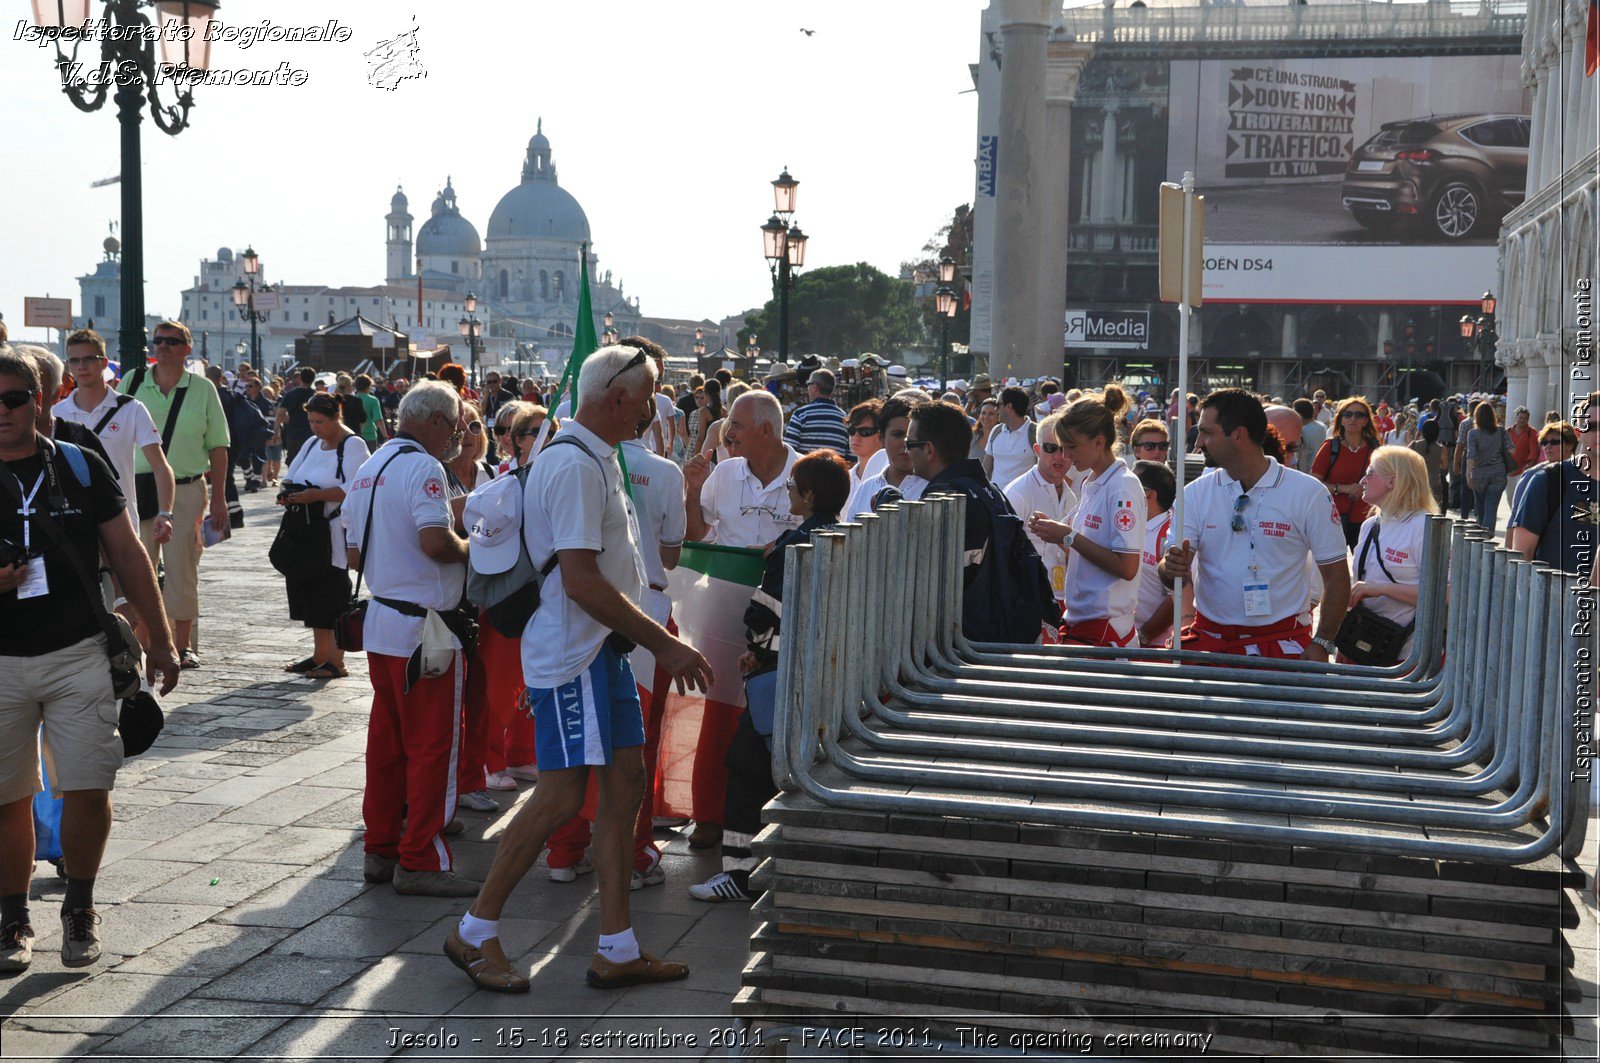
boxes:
[1180,612,1311,659]
[1058,618,1139,648]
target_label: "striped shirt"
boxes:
[783,398,850,458]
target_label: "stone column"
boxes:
[1526,338,1553,418]
[1502,343,1529,414]
[1541,63,1561,193]
[1281,312,1297,362]
[1523,64,1543,193]
[1096,104,1122,223]
[1529,69,1550,193]
[990,0,1053,382]
[1038,41,1093,383]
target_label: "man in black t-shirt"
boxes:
[274,366,316,460]
[0,348,180,975]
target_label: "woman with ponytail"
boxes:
[1026,385,1147,647]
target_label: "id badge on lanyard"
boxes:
[1243,562,1271,618]
[12,470,47,600]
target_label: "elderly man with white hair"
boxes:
[448,345,714,994]
[684,390,802,549]
[342,380,477,899]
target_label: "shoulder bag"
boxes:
[333,443,423,653]
[269,435,355,581]
[1333,521,1414,666]
[126,366,190,522]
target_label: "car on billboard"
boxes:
[1340,114,1529,241]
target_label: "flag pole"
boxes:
[1171,170,1195,653]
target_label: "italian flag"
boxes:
[637,541,765,820]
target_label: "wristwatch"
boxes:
[1309,636,1337,655]
[155,510,174,520]
[1061,528,1078,550]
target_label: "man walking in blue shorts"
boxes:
[444,344,714,992]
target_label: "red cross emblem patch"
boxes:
[1115,509,1135,532]
[423,477,445,500]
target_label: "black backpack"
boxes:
[937,475,1063,644]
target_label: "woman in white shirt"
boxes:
[1347,444,1438,663]
[278,393,370,680]
[1025,385,1146,647]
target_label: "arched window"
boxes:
[498,269,509,298]
[553,271,565,302]
[539,270,549,300]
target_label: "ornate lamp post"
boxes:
[29,0,222,367]
[600,310,619,346]
[934,255,958,391]
[458,291,482,385]
[1459,290,1498,390]
[230,245,267,374]
[693,327,707,369]
[760,168,809,361]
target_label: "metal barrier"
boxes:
[772,493,1590,865]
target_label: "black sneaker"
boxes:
[1,920,36,972]
[60,908,101,968]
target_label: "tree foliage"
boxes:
[901,203,973,351]
[742,262,921,360]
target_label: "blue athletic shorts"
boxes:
[529,645,644,769]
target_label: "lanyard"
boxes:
[11,470,45,552]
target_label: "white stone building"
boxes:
[1495,0,1598,419]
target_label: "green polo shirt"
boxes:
[120,368,232,478]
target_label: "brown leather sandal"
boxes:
[443,928,529,993]
[586,949,689,989]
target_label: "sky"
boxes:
[0,0,989,345]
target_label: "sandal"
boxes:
[283,657,318,673]
[302,662,348,680]
[179,650,201,670]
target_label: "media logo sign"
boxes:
[1064,309,1149,350]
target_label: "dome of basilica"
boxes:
[486,120,591,244]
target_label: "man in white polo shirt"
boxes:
[1004,408,1078,620]
[343,380,476,898]
[450,345,713,994]
[1160,389,1350,660]
[684,391,800,549]
[54,329,174,545]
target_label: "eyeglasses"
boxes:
[604,349,648,390]
[465,420,484,435]
[784,478,797,489]
[1134,440,1169,452]
[850,425,879,437]
[0,389,36,410]
[1231,492,1250,533]
[1342,410,1370,420]
[1284,443,1301,455]
[1039,441,1063,454]
[150,336,186,347]
[494,425,513,437]
[1542,439,1574,448]
[903,438,932,450]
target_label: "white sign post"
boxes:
[1159,173,1205,652]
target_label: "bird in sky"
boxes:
[800,27,815,36]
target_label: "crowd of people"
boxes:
[3,315,1596,993]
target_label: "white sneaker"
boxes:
[457,789,500,813]
[688,871,752,903]
[548,855,593,883]
[506,764,540,783]
[483,771,518,791]
[631,851,665,891]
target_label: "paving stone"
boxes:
[111,922,294,977]
[193,954,367,1005]
[95,996,295,1058]
[0,1026,112,1061]
[110,802,242,844]
[250,748,362,779]
[176,773,298,807]
[97,902,226,958]
[132,859,301,907]
[219,785,352,827]
[11,971,208,1036]
[315,953,479,1013]
[296,793,367,830]
[275,914,436,959]
[212,875,368,929]
[93,858,201,904]
[238,1009,388,1060]
[137,820,276,864]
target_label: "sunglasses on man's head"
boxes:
[0,389,36,411]
[604,349,648,389]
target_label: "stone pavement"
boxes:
[1,491,755,1062]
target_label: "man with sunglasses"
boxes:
[53,330,175,544]
[1509,395,1600,575]
[0,348,180,974]
[1160,389,1350,661]
[1004,408,1078,618]
[118,322,231,669]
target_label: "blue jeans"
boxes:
[1473,478,1506,534]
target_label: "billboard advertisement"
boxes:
[1166,55,1529,302]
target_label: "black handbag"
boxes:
[1334,522,1415,666]
[269,438,354,581]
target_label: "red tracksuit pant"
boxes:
[364,650,465,873]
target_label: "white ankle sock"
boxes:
[457,912,497,948]
[597,927,640,963]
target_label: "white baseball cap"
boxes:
[462,475,523,575]
[886,364,908,379]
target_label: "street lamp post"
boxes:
[1459,290,1498,392]
[29,0,222,368]
[934,255,958,391]
[230,245,267,374]
[760,169,809,361]
[458,292,482,385]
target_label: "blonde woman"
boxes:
[1349,445,1440,661]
